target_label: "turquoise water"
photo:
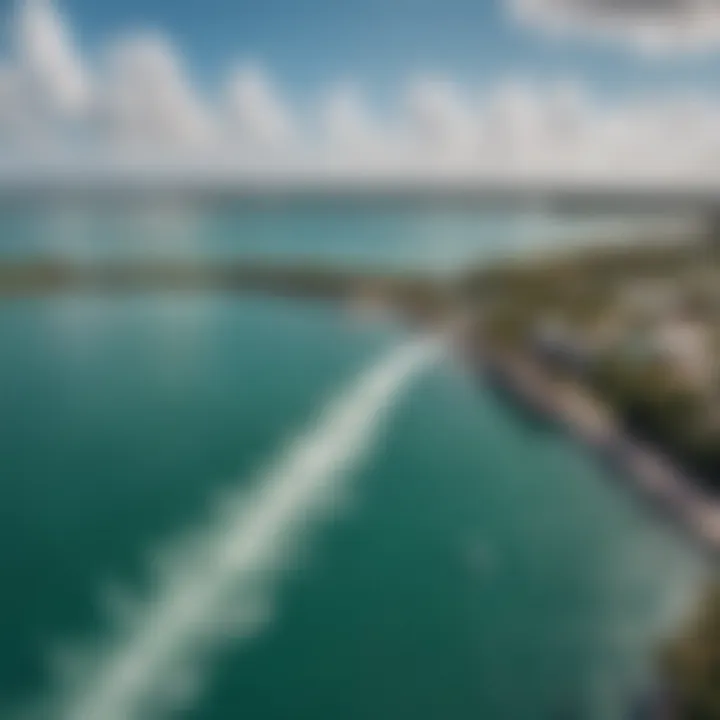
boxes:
[0,204,709,719]
[0,201,659,270]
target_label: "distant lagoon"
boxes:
[0,200,691,271]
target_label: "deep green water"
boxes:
[0,288,708,720]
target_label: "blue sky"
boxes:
[3,0,720,185]
[22,0,720,101]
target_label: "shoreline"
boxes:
[461,337,720,558]
[2,254,719,557]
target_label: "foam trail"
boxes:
[46,336,442,720]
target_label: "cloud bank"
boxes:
[510,0,720,54]
[3,0,720,188]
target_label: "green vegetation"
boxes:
[662,584,720,720]
[462,235,720,491]
[0,260,440,301]
[591,357,720,483]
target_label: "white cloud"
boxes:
[317,82,397,174]
[320,84,377,149]
[15,0,90,116]
[510,0,720,54]
[223,64,293,149]
[99,33,214,152]
[0,65,24,133]
[404,76,479,158]
[2,0,720,187]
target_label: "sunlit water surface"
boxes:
[0,203,708,719]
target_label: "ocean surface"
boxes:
[0,200,677,270]
[0,203,709,719]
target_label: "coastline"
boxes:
[461,336,720,558]
[0,248,716,718]
[2,254,719,557]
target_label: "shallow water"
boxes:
[0,200,668,271]
[0,290,707,719]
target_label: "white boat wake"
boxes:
[39,336,442,720]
